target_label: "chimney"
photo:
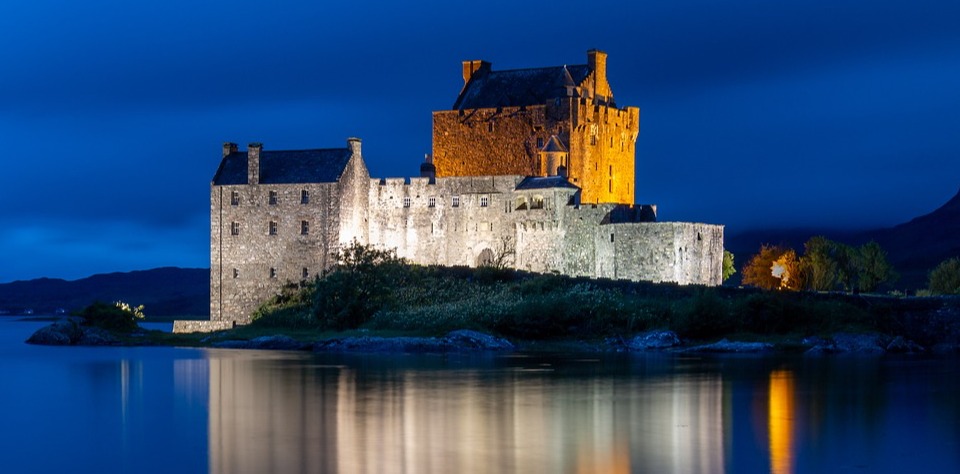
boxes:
[347,137,362,157]
[247,143,262,185]
[587,49,610,101]
[461,60,491,84]
[222,142,238,158]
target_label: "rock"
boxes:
[314,336,449,353]
[442,330,514,350]
[626,330,681,351]
[26,318,84,345]
[682,338,774,353]
[248,335,308,351]
[806,333,887,355]
[210,340,253,349]
[885,336,924,354]
[77,327,121,346]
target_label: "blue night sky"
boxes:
[1,0,958,282]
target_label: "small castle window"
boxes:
[269,221,277,235]
[537,137,544,148]
[230,191,240,206]
[230,222,240,236]
[611,233,615,242]
[269,268,276,279]
[428,197,436,208]
[480,196,489,207]
[452,196,460,207]
[487,122,494,133]
[301,189,309,204]
[269,191,278,205]
[300,220,309,235]
[609,165,613,177]
[233,268,239,279]
[610,137,614,148]
[609,180,612,193]
[302,267,309,279]
[531,196,544,210]
[403,196,411,208]
[591,135,597,146]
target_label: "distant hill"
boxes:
[727,188,960,290]
[0,267,209,317]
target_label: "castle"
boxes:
[208,50,724,324]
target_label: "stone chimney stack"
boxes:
[247,143,262,185]
[461,60,491,84]
[347,137,362,157]
[587,49,611,102]
[222,142,238,158]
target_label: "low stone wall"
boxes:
[173,320,235,334]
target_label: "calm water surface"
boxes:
[1,319,958,473]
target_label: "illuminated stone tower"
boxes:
[432,49,640,205]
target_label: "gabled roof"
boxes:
[515,175,580,191]
[453,64,591,110]
[212,148,352,185]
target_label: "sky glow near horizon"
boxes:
[1,0,958,282]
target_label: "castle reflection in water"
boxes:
[177,353,785,474]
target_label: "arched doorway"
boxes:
[477,248,495,267]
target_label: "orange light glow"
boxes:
[768,370,796,474]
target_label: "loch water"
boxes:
[1,319,958,474]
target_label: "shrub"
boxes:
[929,257,960,295]
[77,301,144,332]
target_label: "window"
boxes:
[531,196,544,209]
[269,190,278,205]
[428,197,436,208]
[403,196,411,208]
[452,196,460,207]
[233,268,239,279]
[269,221,277,235]
[230,191,240,206]
[269,268,276,279]
[537,137,544,148]
[610,137,614,148]
[591,135,597,146]
[609,165,613,177]
[609,180,612,193]
[301,189,309,204]
[302,267,309,279]
[611,233,615,242]
[230,222,240,236]
[487,122,494,132]
[300,220,309,235]
[480,196,489,207]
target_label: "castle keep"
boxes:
[209,50,724,324]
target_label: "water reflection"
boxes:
[205,354,730,474]
[768,370,795,474]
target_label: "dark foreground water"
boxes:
[1,320,958,473]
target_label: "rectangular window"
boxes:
[403,196,411,208]
[300,220,309,235]
[269,221,277,235]
[487,122,494,132]
[480,196,489,207]
[302,267,309,279]
[428,197,436,208]
[591,135,597,146]
[269,268,276,279]
[609,180,612,193]
[609,165,613,177]
[610,137,614,148]
[452,196,460,207]
[611,233,615,242]
[233,268,239,279]
[230,222,240,236]
[301,189,309,204]
[230,191,240,206]
[269,190,278,205]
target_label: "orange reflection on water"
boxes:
[768,369,795,474]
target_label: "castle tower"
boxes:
[432,50,639,205]
[539,135,568,176]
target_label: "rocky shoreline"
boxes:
[24,319,960,355]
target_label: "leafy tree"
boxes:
[722,250,736,282]
[743,245,800,290]
[853,241,897,293]
[312,241,409,329]
[800,236,843,291]
[76,301,145,332]
[929,257,960,295]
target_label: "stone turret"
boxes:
[247,143,262,185]
[539,135,568,176]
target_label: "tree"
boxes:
[722,250,736,282]
[853,241,896,293]
[742,245,800,290]
[313,241,408,329]
[492,235,517,270]
[929,257,960,295]
[800,236,842,291]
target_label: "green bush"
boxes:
[671,291,736,338]
[76,301,143,332]
[929,257,960,295]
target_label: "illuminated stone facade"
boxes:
[211,139,722,323]
[433,50,639,205]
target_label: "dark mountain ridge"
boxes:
[0,267,209,317]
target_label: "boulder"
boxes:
[442,330,514,350]
[26,318,84,345]
[885,336,924,354]
[682,338,774,353]
[77,327,121,346]
[626,330,681,351]
[805,333,887,355]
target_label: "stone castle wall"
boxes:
[432,99,638,205]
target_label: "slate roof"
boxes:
[541,135,567,153]
[212,148,352,185]
[515,176,580,191]
[453,64,591,110]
